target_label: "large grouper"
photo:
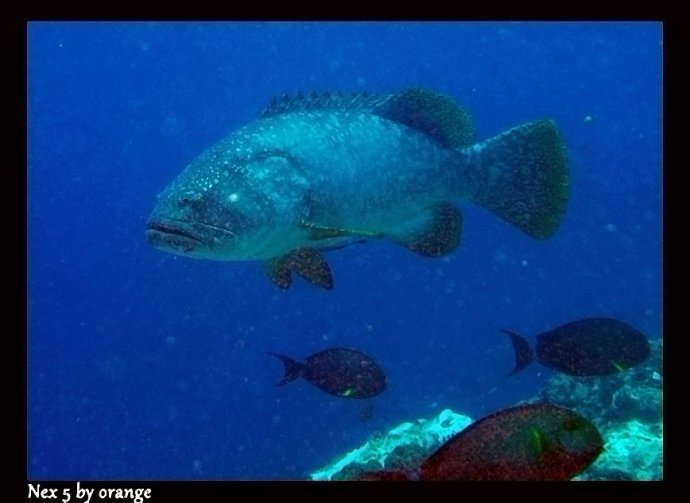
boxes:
[146,87,569,290]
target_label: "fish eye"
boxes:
[563,418,581,431]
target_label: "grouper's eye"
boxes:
[563,418,582,431]
[177,192,203,208]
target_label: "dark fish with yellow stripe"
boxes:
[146,87,569,289]
[505,317,651,376]
[269,347,386,399]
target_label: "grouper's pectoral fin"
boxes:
[392,204,463,257]
[299,219,383,241]
[264,248,334,290]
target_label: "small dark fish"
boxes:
[269,348,386,399]
[505,317,650,376]
[357,403,603,481]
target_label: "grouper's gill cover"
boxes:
[146,141,310,259]
[146,87,570,289]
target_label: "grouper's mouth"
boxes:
[145,219,234,254]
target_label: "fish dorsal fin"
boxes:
[260,91,391,118]
[260,87,474,148]
[373,87,475,148]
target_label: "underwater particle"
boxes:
[493,250,508,264]
[328,59,341,72]
[605,223,616,232]
[165,336,176,345]
[268,347,386,398]
[584,115,593,122]
[359,404,375,422]
[504,317,651,376]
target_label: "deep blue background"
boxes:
[28,21,662,480]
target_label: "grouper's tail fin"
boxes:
[467,120,569,239]
[267,353,305,385]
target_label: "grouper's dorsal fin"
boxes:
[260,91,391,118]
[372,87,475,148]
[260,88,474,148]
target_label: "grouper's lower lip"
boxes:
[145,220,205,253]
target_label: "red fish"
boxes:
[356,403,602,481]
[421,403,603,480]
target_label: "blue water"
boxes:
[28,21,662,480]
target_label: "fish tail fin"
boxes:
[502,329,534,375]
[465,120,569,239]
[267,353,305,385]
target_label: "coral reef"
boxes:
[573,419,661,481]
[536,339,662,480]
[309,409,472,481]
[309,339,662,481]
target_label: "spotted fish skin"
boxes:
[146,88,569,289]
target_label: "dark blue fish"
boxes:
[505,317,651,376]
[269,347,386,398]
